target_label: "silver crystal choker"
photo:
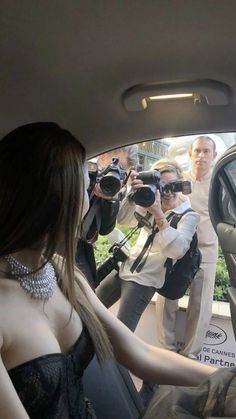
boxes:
[5,255,57,300]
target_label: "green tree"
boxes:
[214,247,230,301]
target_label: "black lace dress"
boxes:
[8,328,97,418]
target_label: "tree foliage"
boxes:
[215,247,230,301]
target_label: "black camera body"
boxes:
[130,169,192,207]
[88,157,127,197]
[96,242,128,285]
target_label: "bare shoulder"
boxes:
[0,283,8,350]
[0,277,22,350]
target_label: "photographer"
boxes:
[157,136,218,359]
[96,158,200,404]
[76,146,137,288]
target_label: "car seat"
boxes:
[83,356,144,419]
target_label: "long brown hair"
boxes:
[0,122,111,361]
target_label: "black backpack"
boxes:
[157,208,202,300]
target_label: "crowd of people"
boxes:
[95,135,218,363]
[0,122,234,418]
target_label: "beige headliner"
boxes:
[0,1,236,156]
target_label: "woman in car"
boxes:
[0,123,215,419]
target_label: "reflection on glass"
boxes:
[224,160,236,191]
[231,254,236,264]
[220,183,236,225]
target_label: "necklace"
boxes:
[5,255,57,300]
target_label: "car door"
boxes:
[209,144,236,339]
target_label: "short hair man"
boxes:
[156,135,218,358]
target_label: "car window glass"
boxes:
[219,161,236,225]
[93,132,236,306]
[219,185,236,225]
[224,160,236,192]
[92,132,236,172]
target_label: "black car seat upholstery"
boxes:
[83,356,144,419]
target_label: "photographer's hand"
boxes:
[130,170,145,191]
[147,190,169,230]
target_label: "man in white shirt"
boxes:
[156,135,218,358]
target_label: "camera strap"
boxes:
[109,212,153,254]
[81,196,101,241]
[130,212,175,273]
[130,222,159,273]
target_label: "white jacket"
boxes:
[117,195,200,288]
[183,170,218,263]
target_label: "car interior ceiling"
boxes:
[1,1,236,157]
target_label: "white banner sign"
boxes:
[176,311,236,367]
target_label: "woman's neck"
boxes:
[12,249,45,270]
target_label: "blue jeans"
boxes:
[96,271,156,332]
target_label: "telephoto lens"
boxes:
[131,184,157,207]
[136,169,160,184]
[130,169,160,207]
[98,157,126,197]
[99,173,121,196]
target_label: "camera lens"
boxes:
[137,169,160,184]
[132,185,156,207]
[100,175,121,196]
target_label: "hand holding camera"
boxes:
[129,170,144,189]
[130,171,167,225]
[129,169,192,208]
[88,157,127,198]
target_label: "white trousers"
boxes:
[156,262,217,356]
